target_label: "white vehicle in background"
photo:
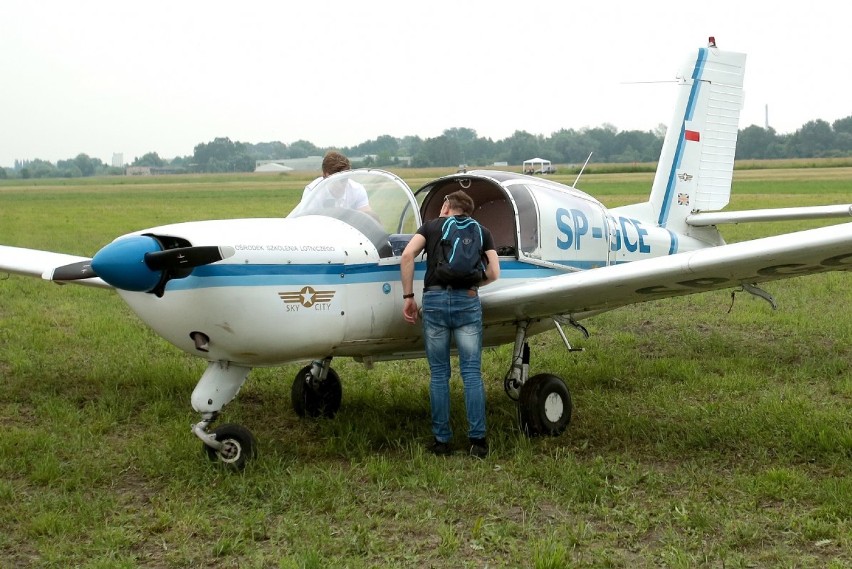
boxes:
[523,157,556,174]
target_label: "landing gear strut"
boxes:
[504,320,574,437]
[503,324,530,401]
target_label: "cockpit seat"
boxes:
[388,234,414,257]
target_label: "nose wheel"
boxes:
[203,423,257,470]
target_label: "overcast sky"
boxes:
[2,0,849,167]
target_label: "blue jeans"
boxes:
[422,289,486,442]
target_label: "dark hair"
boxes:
[322,151,350,176]
[445,190,474,216]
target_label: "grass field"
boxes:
[1,167,850,568]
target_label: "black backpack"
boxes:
[434,216,486,287]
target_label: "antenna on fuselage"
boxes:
[572,152,593,188]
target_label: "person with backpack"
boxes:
[400,190,500,458]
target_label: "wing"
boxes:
[481,222,852,322]
[0,245,111,289]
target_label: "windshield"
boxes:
[288,169,421,235]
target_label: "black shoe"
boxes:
[469,437,488,459]
[429,438,453,456]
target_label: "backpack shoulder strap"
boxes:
[457,217,484,246]
[440,216,456,239]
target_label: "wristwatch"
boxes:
[402,293,414,299]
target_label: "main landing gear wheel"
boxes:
[292,365,343,418]
[204,423,257,470]
[518,373,573,437]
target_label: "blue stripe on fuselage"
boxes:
[166,260,564,291]
[657,48,708,228]
[666,228,679,255]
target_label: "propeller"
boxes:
[49,235,235,296]
[144,246,228,272]
[50,260,97,281]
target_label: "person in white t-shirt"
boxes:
[300,150,375,216]
[302,150,350,199]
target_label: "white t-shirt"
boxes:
[302,178,369,210]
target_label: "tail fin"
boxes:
[619,40,747,238]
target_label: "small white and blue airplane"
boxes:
[2,39,852,468]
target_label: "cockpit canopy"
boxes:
[289,169,421,234]
[288,169,422,256]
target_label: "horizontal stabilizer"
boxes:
[687,204,852,226]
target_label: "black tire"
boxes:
[518,373,572,437]
[203,423,257,470]
[291,365,343,418]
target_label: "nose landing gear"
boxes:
[190,361,256,470]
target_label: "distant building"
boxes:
[125,165,186,176]
[255,156,322,172]
[255,161,293,173]
[112,153,124,168]
[254,155,413,173]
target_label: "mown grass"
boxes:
[0,167,850,568]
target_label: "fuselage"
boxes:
[108,170,720,367]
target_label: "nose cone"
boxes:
[91,235,163,291]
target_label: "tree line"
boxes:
[4,116,852,179]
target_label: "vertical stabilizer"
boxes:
[621,41,746,239]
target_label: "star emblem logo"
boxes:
[300,286,316,307]
[279,287,335,308]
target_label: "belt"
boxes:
[425,285,478,295]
